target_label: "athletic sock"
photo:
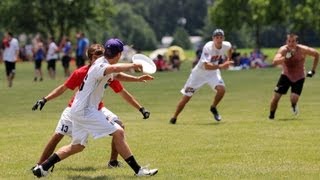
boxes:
[210,106,218,114]
[125,156,141,174]
[269,110,275,118]
[41,153,61,171]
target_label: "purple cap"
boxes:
[213,29,224,37]
[104,38,124,57]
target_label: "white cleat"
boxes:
[135,166,158,176]
[292,106,299,116]
[32,165,49,178]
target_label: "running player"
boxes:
[169,29,233,124]
[269,33,319,119]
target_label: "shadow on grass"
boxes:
[195,121,226,126]
[277,117,301,121]
[68,175,115,180]
[64,166,96,172]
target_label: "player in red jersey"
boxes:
[269,33,319,119]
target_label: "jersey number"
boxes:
[79,74,88,91]
[60,124,69,133]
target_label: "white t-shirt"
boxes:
[46,42,58,60]
[3,38,19,62]
[193,41,232,73]
[71,56,113,116]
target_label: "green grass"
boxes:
[1,57,320,179]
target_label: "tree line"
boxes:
[0,0,319,50]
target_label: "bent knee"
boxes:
[112,128,125,138]
[215,86,226,93]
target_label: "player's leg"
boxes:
[290,78,305,115]
[269,92,282,119]
[208,73,226,121]
[37,133,64,165]
[33,108,73,166]
[170,95,192,124]
[210,85,225,121]
[111,129,158,176]
[90,111,157,176]
[170,72,203,124]
[101,107,124,167]
[32,115,87,178]
[269,75,290,119]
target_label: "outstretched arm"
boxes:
[32,84,68,111]
[118,89,150,119]
[44,84,69,101]
[115,72,154,82]
[118,89,142,110]
[104,63,142,75]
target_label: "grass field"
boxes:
[1,54,320,179]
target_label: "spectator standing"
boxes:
[60,36,72,77]
[46,37,59,79]
[2,32,19,87]
[33,37,45,81]
[75,32,87,68]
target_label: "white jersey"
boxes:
[3,38,19,62]
[180,41,231,96]
[71,56,113,116]
[46,42,58,60]
[194,41,231,73]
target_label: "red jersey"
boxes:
[282,45,306,82]
[64,65,123,109]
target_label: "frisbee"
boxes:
[132,54,157,74]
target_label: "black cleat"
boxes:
[269,114,274,120]
[107,160,122,168]
[32,165,49,178]
[169,118,177,124]
[210,107,222,121]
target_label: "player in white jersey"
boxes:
[32,39,158,178]
[170,29,233,124]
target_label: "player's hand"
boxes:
[133,63,143,72]
[307,70,315,78]
[138,74,154,82]
[285,51,292,59]
[32,97,47,111]
[219,60,234,69]
[139,107,150,119]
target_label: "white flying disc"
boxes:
[132,54,157,74]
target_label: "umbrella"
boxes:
[149,48,168,60]
[167,45,186,61]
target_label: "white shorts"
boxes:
[71,108,121,146]
[55,107,73,136]
[181,70,225,96]
[55,107,120,138]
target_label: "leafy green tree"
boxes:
[116,0,208,39]
[208,0,286,48]
[109,4,157,50]
[0,0,114,41]
[171,27,192,49]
